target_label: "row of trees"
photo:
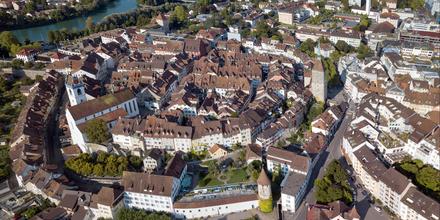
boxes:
[65,152,141,177]
[116,208,171,220]
[47,3,178,43]
[0,0,115,30]
[396,159,440,201]
[0,31,42,57]
[315,160,353,204]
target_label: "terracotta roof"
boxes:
[208,144,228,155]
[164,152,187,179]
[61,145,81,155]
[122,171,176,197]
[90,187,123,208]
[257,169,271,186]
[67,89,134,121]
[372,22,395,33]
[266,146,310,173]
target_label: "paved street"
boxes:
[288,89,389,220]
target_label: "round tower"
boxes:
[257,169,272,200]
[65,75,86,106]
[257,169,273,213]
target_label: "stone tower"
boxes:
[257,169,272,200]
[65,75,86,106]
[311,59,327,103]
[366,0,371,15]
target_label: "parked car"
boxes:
[375,206,381,212]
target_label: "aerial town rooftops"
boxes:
[380,168,411,194]
[353,146,387,180]
[401,187,440,220]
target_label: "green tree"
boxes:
[84,119,111,144]
[341,0,349,10]
[416,167,440,192]
[357,43,373,60]
[96,151,108,163]
[24,1,37,14]
[247,160,262,181]
[252,21,272,39]
[0,31,19,56]
[129,155,142,170]
[173,6,187,23]
[116,208,171,220]
[335,40,353,53]
[300,39,316,57]
[314,160,353,204]
[86,16,94,31]
[93,164,104,176]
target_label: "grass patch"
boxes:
[197,174,223,187]
[227,168,249,184]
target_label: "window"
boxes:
[77,88,82,95]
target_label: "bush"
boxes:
[259,197,273,213]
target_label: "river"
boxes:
[12,0,138,43]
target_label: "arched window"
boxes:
[77,88,82,95]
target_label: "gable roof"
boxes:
[67,89,134,121]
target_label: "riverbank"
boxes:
[13,2,181,43]
[1,0,120,32]
[11,0,139,42]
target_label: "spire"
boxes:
[257,169,271,186]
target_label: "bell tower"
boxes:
[66,75,86,106]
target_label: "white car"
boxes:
[374,206,382,212]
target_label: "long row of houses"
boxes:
[342,94,440,220]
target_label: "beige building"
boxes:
[208,144,228,158]
[311,59,327,102]
[278,10,294,25]
[89,187,124,220]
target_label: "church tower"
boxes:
[66,75,86,106]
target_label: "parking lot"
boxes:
[181,183,257,202]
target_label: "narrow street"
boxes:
[289,88,389,220]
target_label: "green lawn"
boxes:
[227,168,249,184]
[197,174,223,187]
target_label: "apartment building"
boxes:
[122,171,180,213]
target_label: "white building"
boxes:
[174,194,259,219]
[66,89,139,152]
[329,30,362,48]
[122,171,180,213]
[16,48,38,63]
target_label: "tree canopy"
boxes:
[397,159,440,201]
[315,160,353,205]
[65,152,138,177]
[300,39,317,58]
[116,208,171,220]
[84,119,111,144]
